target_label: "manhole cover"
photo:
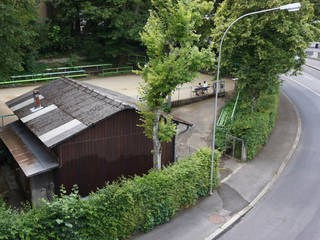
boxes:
[209,214,226,224]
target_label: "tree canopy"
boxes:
[46,0,152,61]
[138,0,215,169]
[0,0,37,79]
[212,0,316,97]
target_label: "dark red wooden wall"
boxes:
[53,109,174,196]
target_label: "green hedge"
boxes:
[0,148,220,240]
[216,87,279,160]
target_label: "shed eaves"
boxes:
[6,77,138,148]
[0,121,58,177]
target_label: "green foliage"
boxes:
[139,0,215,108]
[216,86,279,160]
[310,0,320,21]
[45,0,152,59]
[0,149,220,240]
[137,0,215,166]
[66,54,80,67]
[0,200,19,239]
[161,103,172,113]
[138,102,177,142]
[212,0,315,96]
[0,0,38,80]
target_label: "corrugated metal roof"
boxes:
[6,77,138,148]
[0,121,58,177]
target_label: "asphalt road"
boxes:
[216,65,320,240]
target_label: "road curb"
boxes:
[204,91,302,240]
[305,64,320,72]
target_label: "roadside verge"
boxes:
[206,91,302,240]
[132,91,301,240]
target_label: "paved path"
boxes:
[171,97,225,159]
[216,66,320,240]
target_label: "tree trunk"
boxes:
[152,108,162,170]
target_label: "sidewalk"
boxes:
[131,92,300,240]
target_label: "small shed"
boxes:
[1,77,191,204]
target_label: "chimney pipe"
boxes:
[33,90,41,108]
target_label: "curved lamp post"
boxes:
[209,2,301,195]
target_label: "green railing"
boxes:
[46,63,112,72]
[1,63,121,87]
[217,108,230,127]
[231,92,240,120]
[98,66,133,77]
[11,70,86,80]
[217,92,240,127]
[2,70,88,86]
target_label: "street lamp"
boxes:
[209,2,301,195]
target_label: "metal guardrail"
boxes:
[225,134,246,162]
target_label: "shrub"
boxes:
[216,86,279,160]
[0,148,220,240]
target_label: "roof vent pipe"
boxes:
[33,90,41,108]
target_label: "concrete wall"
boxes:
[30,171,55,206]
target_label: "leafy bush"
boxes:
[0,148,219,240]
[216,86,279,160]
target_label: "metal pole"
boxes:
[209,6,282,195]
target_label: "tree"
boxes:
[0,0,37,79]
[310,0,320,40]
[138,0,215,170]
[47,0,152,60]
[212,0,316,99]
[310,0,320,21]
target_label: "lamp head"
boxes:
[279,2,301,12]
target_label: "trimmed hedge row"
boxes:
[0,148,220,240]
[216,87,279,160]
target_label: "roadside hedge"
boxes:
[0,148,220,240]
[216,86,279,160]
